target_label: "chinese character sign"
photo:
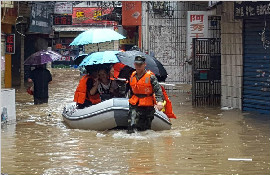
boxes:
[187,11,209,60]
[6,34,15,54]
[28,2,52,34]
[234,1,270,19]
[53,15,72,25]
[54,2,73,14]
[122,1,142,26]
[72,7,114,25]
[120,36,136,45]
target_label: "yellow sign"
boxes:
[1,1,14,8]
[93,10,102,21]
[120,36,136,45]
[76,12,85,18]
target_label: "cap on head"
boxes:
[134,55,146,64]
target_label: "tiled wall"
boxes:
[220,2,243,109]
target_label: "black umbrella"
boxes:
[116,50,168,81]
[74,53,90,66]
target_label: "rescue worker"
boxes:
[73,69,101,109]
[127,55,164,134]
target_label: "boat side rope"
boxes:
[63,106,171,125]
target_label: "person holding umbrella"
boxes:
[127,55,164,134]
[28,64,52,105]
[24,50,62,104]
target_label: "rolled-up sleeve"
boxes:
[150,75,164,102]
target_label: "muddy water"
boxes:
[2,68,270,175]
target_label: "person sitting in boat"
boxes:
[73,69,101,109]
[97,68,118,101]
[109,63,134,98]
[110,62,134,81]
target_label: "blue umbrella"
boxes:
[79,51,120,66]
[70,29,125,46]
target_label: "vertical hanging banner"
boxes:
[187,11,209,60]
[28,2,52,34]
[6,34,15,54]
[122,1,142,26]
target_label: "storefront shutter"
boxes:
[243,18,270,114]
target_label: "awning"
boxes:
[52,26,113,32]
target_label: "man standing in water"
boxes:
[28,64,52,105]
[127,55,164,134]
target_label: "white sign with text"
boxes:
[187,11,209,60]
[54,2,73,14]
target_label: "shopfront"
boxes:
[235,2,270,114]
[51,5,119,67]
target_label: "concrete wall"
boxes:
[1,36,6,88]
[220,2,243,109]
[141,1,208,84]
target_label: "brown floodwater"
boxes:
[1,68,270,175]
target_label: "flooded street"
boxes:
[2,68,270,175]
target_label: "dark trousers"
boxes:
[34,97,48,105]
[128,104,155,131]
[77,100,93,109]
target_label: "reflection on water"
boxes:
[2,68,270,175]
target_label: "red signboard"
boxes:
[53,15,72,25]
[122,1,142,26]
[72,7,116,25]
[55,44,62,49]
[6,34,15,54]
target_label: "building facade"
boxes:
[211,1,270,114]
[141,1,209,84]
[1,1,18,88]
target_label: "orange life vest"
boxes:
[113,62,126,78]
[160,86,177,119]
[73,75,101,105]
[129,71,155,106]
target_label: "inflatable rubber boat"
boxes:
[62,98,171,131]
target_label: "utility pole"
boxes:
[145,2,150,52]
[142,2,150,53]
[20,35,24,87]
